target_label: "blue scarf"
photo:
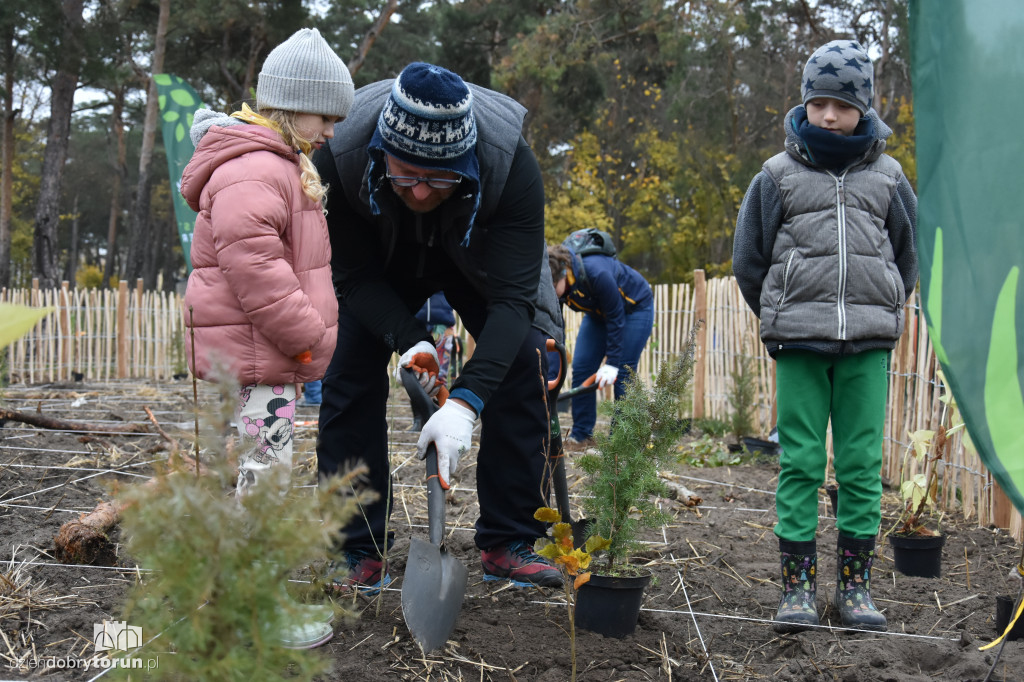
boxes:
[791,106,876,172]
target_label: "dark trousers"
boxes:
[317,296,553,553]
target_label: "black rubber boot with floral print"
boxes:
[775,539,818,633]
[835,534,887,631]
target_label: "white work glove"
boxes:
[595,364,619,388]
[416,400,476,489]
[397,340,441,397]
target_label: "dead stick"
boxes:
[189,305,200,475]
[54,454,206,565]
[143,405,179,450]
[0,408,150,435]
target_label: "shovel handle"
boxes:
[424,443,446,547]
[552,454,572,525]
[401,367,446,548]
[556,374,600,404]
[546,339,568,394]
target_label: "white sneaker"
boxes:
[302,601,335,624]
[278,618,334,649]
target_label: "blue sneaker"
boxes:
[328,549,392,596]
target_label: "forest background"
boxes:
[0,0,915,293]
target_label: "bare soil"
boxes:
[1,381,1022,681]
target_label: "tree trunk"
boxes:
[32,0,84,290]
[0,22,16,289]
[103,89,126,288]
[63,194,79,284]
[124,0,169,287]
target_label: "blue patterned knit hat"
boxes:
[801,40,874,115]
[370,62,479,181]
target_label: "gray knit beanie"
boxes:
[801,40,874,115]
[256,28,354,120]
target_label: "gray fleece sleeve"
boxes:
[732,171,783,318]
[887,173,919,298]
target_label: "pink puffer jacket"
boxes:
[181,122,338,385]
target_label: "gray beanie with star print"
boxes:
[801,40,874,115]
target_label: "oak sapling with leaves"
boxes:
[891,371,965,538]
[534,506,610,682]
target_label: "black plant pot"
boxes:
[575,572,651,638]
[889,533,945,578]
[737,436,780,456]
[995,595,1024,641]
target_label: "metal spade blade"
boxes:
[399,368,468,653]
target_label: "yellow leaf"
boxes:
[534,507,561,523]
[551,522,573,542]
[536,543,560,561]
[909,429,934,458]
[585,535,611,554]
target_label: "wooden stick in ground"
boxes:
[53,453,206,565]
[0,408,151,435]
[189,305,200,475]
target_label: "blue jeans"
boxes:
[569,302,654,440]
[302,379,322,404]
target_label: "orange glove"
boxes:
[397,340,441,397]
[294,350,312,364]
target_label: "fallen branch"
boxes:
[660,477,702,507]
[0,408,151,435]
[53,454,206,565]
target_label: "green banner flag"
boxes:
[911,0,1024,514]
[154,74,202,272]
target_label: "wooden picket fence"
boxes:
[3,275,1020,540]
[2,280,186,384]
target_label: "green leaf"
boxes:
[0,304,52,350]
[984,267,1024,499]
[170,87,197,107]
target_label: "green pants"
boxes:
[774,349,889,542]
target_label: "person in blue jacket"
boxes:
[547,243,653,448]
[414,292,458,390]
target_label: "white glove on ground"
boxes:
[416,400,476,489]
[596,364,619,388]
[397,340,440,397]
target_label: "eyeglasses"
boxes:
[385,159,462,190]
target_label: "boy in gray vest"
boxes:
[732,40,918,633]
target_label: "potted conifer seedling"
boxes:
[573,323,701,638]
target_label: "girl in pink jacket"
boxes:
[181,29,351,499]
[180,28,352,650]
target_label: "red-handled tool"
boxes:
[545,340,594,547]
